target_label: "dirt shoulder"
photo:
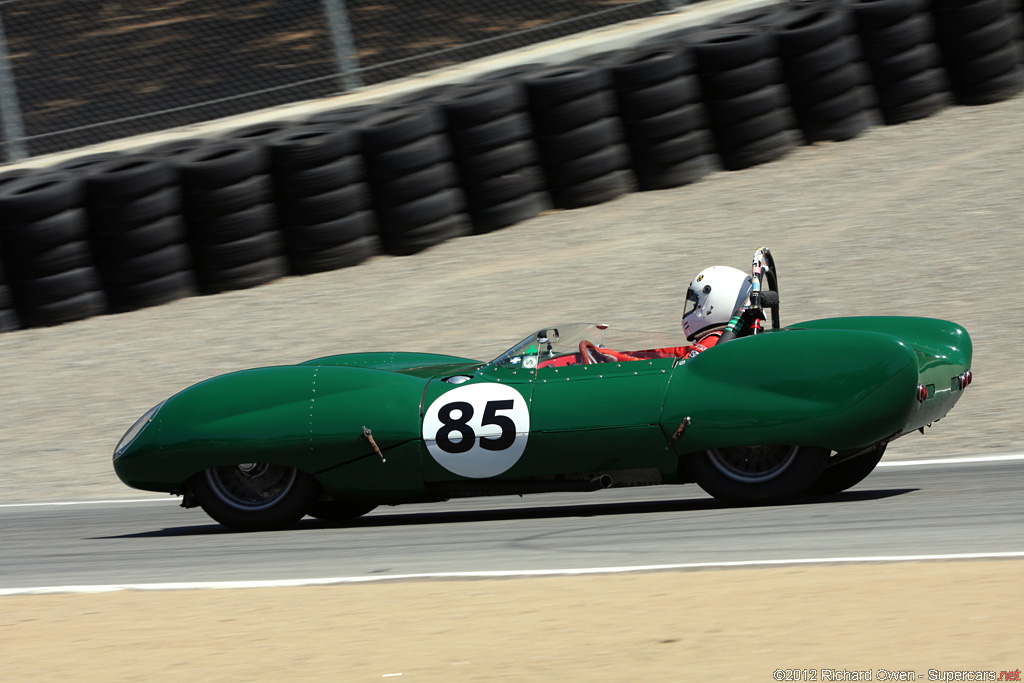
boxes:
[2,559,1020,680]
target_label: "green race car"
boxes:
[113,254,973,531]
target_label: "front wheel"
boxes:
[683,445,830,505]
[189,463,318,532]
[806,444,887,495]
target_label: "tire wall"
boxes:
[0,0,1020,329]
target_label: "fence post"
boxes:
[0,7,28,162]
[322,0,363,92]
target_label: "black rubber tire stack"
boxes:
[0,172,107,327]
[929,0,1024,104]
[849,0,951,124]
[523,65,633,208]
[0,259,19,332]
[688,27,800,171]
[774,3,874,142]
[267,125,377,273]
[81,156,196,312]
[437,82,550,233]
[172,140,286,294]
[358,106,470,255]
[605,46,717,190]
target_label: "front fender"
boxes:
[113,364,429,493]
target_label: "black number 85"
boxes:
[435,399,516,454]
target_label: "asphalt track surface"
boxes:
[2,457,1021,593]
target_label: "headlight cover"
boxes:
[114,401,165,459]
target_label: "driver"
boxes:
[580,265,754,364]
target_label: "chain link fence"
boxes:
[0,0,688,162]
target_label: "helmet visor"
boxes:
[683,287,701,317]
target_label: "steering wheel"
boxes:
[579,340,613,364]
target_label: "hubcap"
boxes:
[205,464,297,511]
[706,445,799,483]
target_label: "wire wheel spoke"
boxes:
[706,445,799,484]
[205,463,297,511]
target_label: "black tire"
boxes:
[277,183,371,224]
[12,267,102,306]
[717,129,799,170]
[698,58,782,100]
[689,27,774,71]
[548,169,632,209]
[615,75,700,119]
[849,0,921,30]
[175,141,268,191]
[788,62,866,106]
[363,135,451,182]
[105,270,196,312]
[85,156,175,202]
[634,154,717,191]
[528,91,617,135]
[197,255,286,294]
[801,108,874,142]
[806,444,887,495]
[869,43,939,85]
[713,109,794,150]
[462,166,543,209]
[288,235,376,274]
[359,107,443,151]
[273,155,365,199]
[632,129,714,166]
[875,67,946,106]
[859,14,935,61]
[0,173,84,223]
[90,215,188,258]
[524,66,608,106]
[881,90,950,122]
[439,82,522,128]
[98,243,192,285]
[447,112,532,154]
[88,187,180,232]
[379,213,471,255]
[952,62,1024,102]
[186,204,275,245]
[776,6,852,56]
[545,144,629,186]
[308,499,378,522]
[189,465,318,532]
[370,164,457,207]
[684,445,831,505]
[609,47,691,89]
[182,175,273,219]
[282,210,375,251]
[17,289,106,328]
[223,120,295,144]
[621,103,708,144]
[267,126,359,171]
[781,36,862,84]
[455,140,538,180]
[468,192,550,233]
[375,188,464,228]
[703,84,790,127]
[535,117,622,164]
[192,231,283,271]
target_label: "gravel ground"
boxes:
[2,95,1022,503]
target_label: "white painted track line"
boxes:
[1,453,1021,509]
[2,552,1023,596]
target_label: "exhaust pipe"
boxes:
[587,473,614,489]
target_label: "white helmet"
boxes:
[681,266,753,341]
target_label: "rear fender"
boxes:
[661,328,920,453]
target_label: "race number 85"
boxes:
[422,383,530,478]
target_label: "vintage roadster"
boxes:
[113,250,973,531]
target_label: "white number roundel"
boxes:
[422,382,530,478]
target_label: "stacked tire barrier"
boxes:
[173,141,287,294]
[357,107,470,255]
[849,0,951,124]
[266,126,377,273]
[0,172,108,327]
[2,0,1024,332]
[0,260,20,332]
[689,27,800,170]
[773,4,873,142]
[436,82,550,233]
[605,46,717,190]
[930,0,1024,103]
[523,66,633,208]
[82,156,196,312]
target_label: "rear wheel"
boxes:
[684,445,830,505]
[189,464,317,531]
[806,444,886,495]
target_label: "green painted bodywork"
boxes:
[113,316,972,502]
